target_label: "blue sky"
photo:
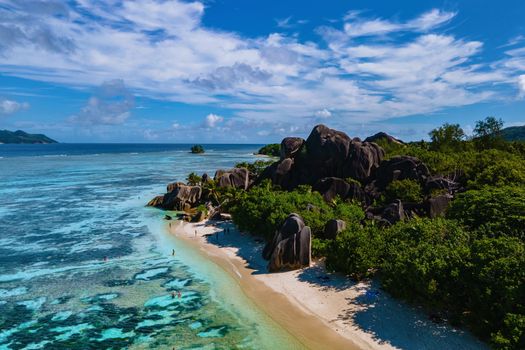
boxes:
[0,0,524,143]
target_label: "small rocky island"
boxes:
[190,144,205,154]
[0,130,57,144]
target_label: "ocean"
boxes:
[0,144,302,349]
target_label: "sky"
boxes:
[0,0,524,143]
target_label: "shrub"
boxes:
[230,180,364,241]
[186,172,202,185]
[312,238,330,258]
[384,179,423,203]
[447,186,525,240]
[235,159,274,176]
[466,237,525,348]
[380,218,470,310]
[326,224,384,280]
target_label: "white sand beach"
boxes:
[169,219,487,350]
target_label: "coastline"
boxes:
[167,219,488,350]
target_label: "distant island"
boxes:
[0,130,58,144]
[190,144,205,154]
[256,143,280,157]
[501,125,525,141]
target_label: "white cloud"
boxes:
[518,75,525,98]
[69,80,135,125]
[315,109,332,118]
[275,16,308,29]
[0,1,523,136]
[203,113,224,128]
[0,98,29,115]
[343,9,455,38]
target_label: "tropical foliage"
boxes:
[203,117,524,348]
[257,143,280,157]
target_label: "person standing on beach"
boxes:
[194,229,197,237]
[172,249,175,256]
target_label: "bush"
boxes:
[466,237,525,348]
[380,218,471,311]
[257,143,280,157]
[186,172,202,185]
[230,180,364,241]
[326,224,384,280]
[235,159,274,176]
[312,238,330,257]
[384,179,423,203]
[462,150,525,189]
[447,186,525,240]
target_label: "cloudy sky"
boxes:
[0,0,524,143]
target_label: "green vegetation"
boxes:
[474,116,504,150]
[257,143,280,157]
[326,224,384,280]
[189,116,524,348]
[235,159,274,176]
[447,186,525,240]
[383,179,423,203]
[321,117,525,348]
[186,172,202,186]
[428,123,465,152]
[190,144,205,154]
[0,129,57,144]
[230,180,364,241]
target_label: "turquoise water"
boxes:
[0,145,302,349]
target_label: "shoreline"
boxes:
[168,219,487,350]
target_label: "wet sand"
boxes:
[168,219,487,350]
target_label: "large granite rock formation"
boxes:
[147,195,164,207]
[257,124,384,190]
[312,177,369,204]
[424,175,461,195]
[366,199,406,225]
[364,132,404,145]
[280,137,304,159]
[262,213,311,272]
[373,156,430,190]
[214,167,250,190]
[147,182,202,211]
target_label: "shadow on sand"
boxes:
[193,220,487,350]
[197,221,268,274]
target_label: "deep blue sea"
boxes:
[0,144,301,349]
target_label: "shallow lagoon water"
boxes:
[0,144,302,349]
